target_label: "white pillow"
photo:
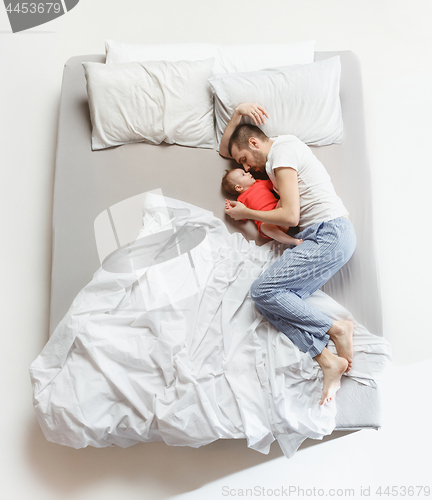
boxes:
[105,39,315,73]
[83,59,215,150]
[208,56,343,147]
[105,40,217,65]
[214,42,315,73]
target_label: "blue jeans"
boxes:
[250,217,357,357]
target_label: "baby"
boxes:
[222,168,303,246]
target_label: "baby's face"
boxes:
[229,169,256,193]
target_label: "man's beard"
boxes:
[249,150,269,180]
[250,150,267,171]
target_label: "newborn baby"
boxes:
[222,168,303,246]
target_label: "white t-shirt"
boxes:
[266,135,348,230]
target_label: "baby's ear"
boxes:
[235,184,243,193]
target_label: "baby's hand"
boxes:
[225,199,249,220]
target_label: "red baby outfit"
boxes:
[237,179,278,238]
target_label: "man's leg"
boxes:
[250,217,356,356]
[250,217,356,405]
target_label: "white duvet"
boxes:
[30,194,391,458]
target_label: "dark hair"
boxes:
[221,169,241,196]
[228,124,269,157]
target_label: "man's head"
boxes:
[228,124,272,174]
[222,168,256,196]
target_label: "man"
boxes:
[221,103,356,406]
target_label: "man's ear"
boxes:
[248,137,259,150]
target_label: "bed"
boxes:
[30,47,390,458]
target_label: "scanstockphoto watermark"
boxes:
[221,485,431,497]
[2,0,80,33]
[222,485,356,497]
[98,237,347,284]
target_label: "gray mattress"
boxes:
[50,51,383,431]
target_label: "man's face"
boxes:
[231,144,267,174]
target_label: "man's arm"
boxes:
[225,167,300,227]
[219,103,269,158]
[260,223,303,246]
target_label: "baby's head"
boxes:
[222,168,256,196]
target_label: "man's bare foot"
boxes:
[315,348,348,405]
[327,320,354,373]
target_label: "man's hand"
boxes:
[235,103,269,127]
[225,199,250,220]
[219,102,269,158]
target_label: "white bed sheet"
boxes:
[30,194,391,458]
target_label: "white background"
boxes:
[0,1,431,499]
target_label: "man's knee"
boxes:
[250,276,266,305]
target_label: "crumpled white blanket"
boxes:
[30,194,391,458]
